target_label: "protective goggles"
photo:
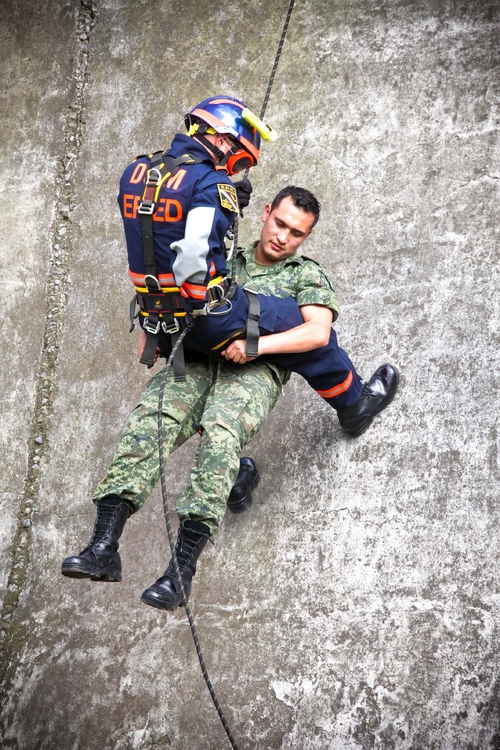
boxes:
[219,136,256,175]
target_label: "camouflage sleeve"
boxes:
[295,259,340,321]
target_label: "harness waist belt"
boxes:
[137,291,186,315]
[135,275,227,319]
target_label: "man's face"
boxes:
[254,195,315,265]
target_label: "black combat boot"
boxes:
[337,364,399,437]
[61,495,131,582]
[141,520,211,610]
[227,457,260,514]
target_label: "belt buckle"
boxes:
[162,318,180,335]
[138,201,155,215]
[190,302,210,317]
[208,283,225,306]
[144,318,161,335]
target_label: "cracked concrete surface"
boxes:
[1,0,499,748]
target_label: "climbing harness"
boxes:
[157,1,296,748]
[130,149,232,375]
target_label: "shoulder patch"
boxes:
[218,184,239,213]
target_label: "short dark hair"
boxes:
[270,186,321,228]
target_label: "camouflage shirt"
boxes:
[234,242,340,385]
[235,242,339,319]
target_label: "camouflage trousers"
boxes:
[92,359,283,534]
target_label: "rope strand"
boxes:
[260,0,296,121]
[157,323,240,750]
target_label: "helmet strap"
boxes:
[192,132,225,163]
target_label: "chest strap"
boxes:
[139,151,200,285]
[136,151,202,373]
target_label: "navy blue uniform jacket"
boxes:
[119,134,236,299]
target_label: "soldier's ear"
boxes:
[261,203,272,223]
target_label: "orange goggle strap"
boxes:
[216,134,256,175]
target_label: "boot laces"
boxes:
[166,527,213,575]
[360,382,376,400]
[90,503,119,545]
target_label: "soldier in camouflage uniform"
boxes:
[62,187,398,610]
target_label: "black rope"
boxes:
[231,0,296,281]
[157,321,240,750]
[260,0,296,121]
[156,1,296,747]
[229,216,239,292]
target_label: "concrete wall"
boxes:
[1,0,499,748]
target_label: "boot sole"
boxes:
[140,591,183,610]
[61,562,121,582]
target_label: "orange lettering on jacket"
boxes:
[129,163,147,184]
[123,194,182,222]
[166,169,186,190]
[123,194,141,218]
[153,199,182,222]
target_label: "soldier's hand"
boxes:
[221,339,256,364]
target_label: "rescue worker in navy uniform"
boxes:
[121,95,393,414]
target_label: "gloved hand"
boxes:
[235,178,252,217]
[179,282,208,315]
